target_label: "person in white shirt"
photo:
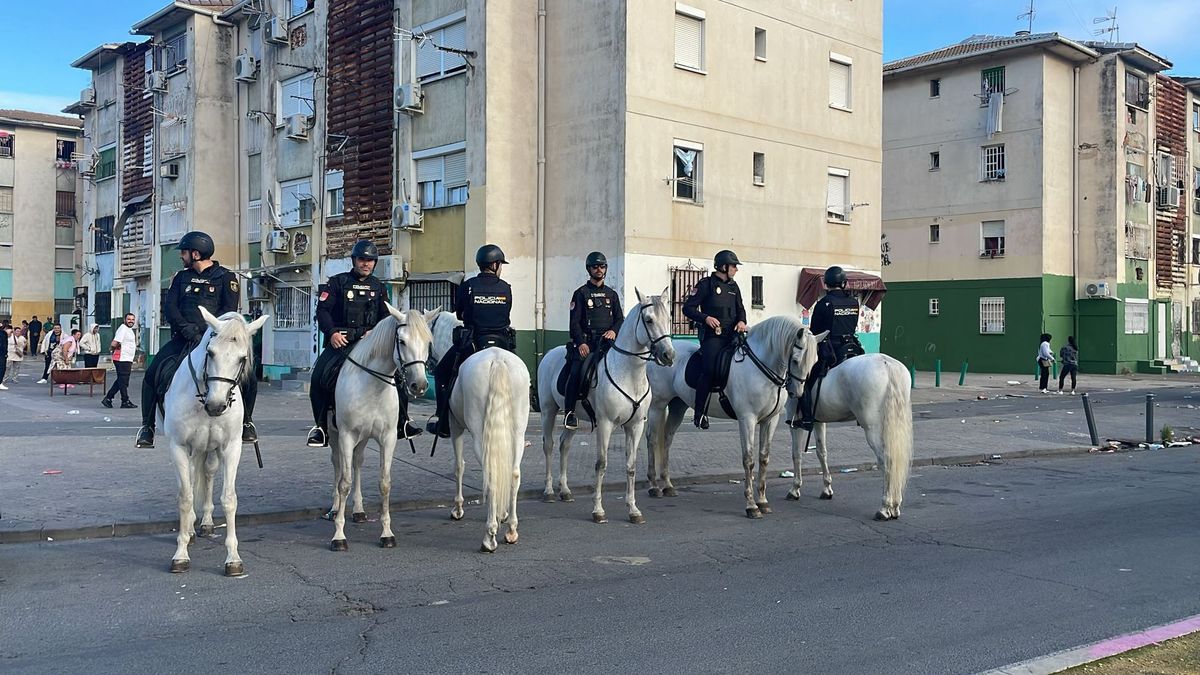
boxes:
[103,313,138,409]
[79,324,102,368]
[4,326,27,388]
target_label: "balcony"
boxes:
[979,248,1006,259]
[55,191,76,218]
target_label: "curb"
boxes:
[0,443,1106,545]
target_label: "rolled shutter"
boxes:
[674,13,703,69]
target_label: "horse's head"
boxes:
[427,307,459,366]
[386,302,433,399]
[786,327,828,400]
[634,286,676,367]
[198,307,270,417]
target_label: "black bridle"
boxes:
[344,323,426,387]
[187,336,247,408]
[608,301,671,366]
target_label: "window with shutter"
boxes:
[829,56,851,109]
[826,169,849,222]
[981,220,1005,257]
[674,11,704,71]
[416,18,468,82]
[415,147,468,209]
[673,142,702,202]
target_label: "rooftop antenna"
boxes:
[1092,6,1119,42]
[1017,0,1035,33]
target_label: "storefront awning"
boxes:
[796,267,887,309]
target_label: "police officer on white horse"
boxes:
[136,231,258,447]
[795,265,864,431]
[306,239,423,447]
[562,251,623,430]
[683,250,747,429]
[426,244,516,438]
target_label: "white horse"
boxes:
[782,331,914,520]
[327,304,434,551]
[646,315,808,518]
[536,288,676,523]
[164,308,270,576]
[448,347,530,552]
[427,307,461,368]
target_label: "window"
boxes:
[289,0,314,18]
[1191,235,1200,265]
[979,297,1005,334]
[95,146,117,181]
[0,247,10,269]
[929,151,940,171]
[93,291,111,323]
[0,296,10,320]
[416,18,467,81]
[273,285,309,329]
[827,168,849,222]
[1125,72,1149,109]
[981,66,1005,96]
[752,152,765,186]
[407,280,456,313]
[1126,220,1151,259]
[54,299,74,316]
[981,144,1005,181]
[94,216,115,254]
[278,73,315,124]
[248,153,262,201]
[981,220,1005,257]
[56,191,75,218]
[142,134,153,177]
[1193,102,1200,132]
[751,275,764,309]
[0,187,12,213]
[929,78,941,97]
[929,223,940,243]
[55,246,74,271]
[280,178,315,226]
[415,147,467,209]
[326,170,344,217]
[754,28,766,61]
[674,5,705,72]
[928,298,939,316]
[162,31,187,72]
[246,201,262,242]
[673,142,702,202]
[1125,299,1148,334]
[56,139,76,163]
[670,264,707,335]
[0,132,11,158]
[829,54,852,109]
[1194,299,1200,333]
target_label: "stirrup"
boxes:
[400,421,423,439]
[564,410,578,430]
[694,414,709,430]
[241,422,258,443]
[306,426,328,448]
[135,426,155,448]
[795,418,815,431]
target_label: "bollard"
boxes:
[958,360,968,386]
[909,363,916,389]
[1145,393,1155,444]
[1052,360,1058,380]
[935,359,941,387]
[1081,393,1099,446]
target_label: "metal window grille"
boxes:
[1192,299,1200,334]
[751,275,764,308]
[981,66,1005,96]
[670,265,707,335]
[56,191,76,217]
[163,32,187,71]
[0,297,11,320]
[407,280,456,312]
[929,223,940,242]
[1125,301,1149,335]
[246,202,262,243]
[54,299,75,316]
[1125,221,1151,260]
[273,285,309,329]
[979,297,1005,334]
[94,292,111,323]
[929,151,940,170]
[929,298,940,316]
[982,145,1005,180]
[753,152,765,186]
[94,216,115,254]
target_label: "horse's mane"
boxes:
[748,315,805,361]
[352,310,432,362]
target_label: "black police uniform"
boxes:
[797,288,862,428]
[309,270,417,440]
[683,273,746,425]
[564,280,624,416]
[430,271,514,434]
[141,262,249,429]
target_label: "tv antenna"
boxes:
[1093,7,1119,42]
[1017,0,1035,33]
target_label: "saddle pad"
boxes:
[154,352,186,397]
[556,351,598,399]
[684,342,737,392]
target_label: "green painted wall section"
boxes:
[0,269,11,297]
[54,272,75,300]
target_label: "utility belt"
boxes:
[453,325,516,352]
[827,334,864,362]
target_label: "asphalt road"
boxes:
[1,450,1197,674]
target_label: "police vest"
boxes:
[465,276,511,333]
[583,288,616,336]
[178,269,230,325]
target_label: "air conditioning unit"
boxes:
[77,157,93,176]
[1193,198,1200,215]
[391,202,423,231]
[265,16,288,45]
[266,229,290,253]
[374,254,403,280]
[1084,281,1111,298]
[160,162,180,180]
[146,70,167,92]
[80,87,96,108]
[1156,186,1181,208]
[395,83,423,113]
[234,54,258,83]
[285,113,308,140]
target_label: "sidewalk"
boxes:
[2,366,1198,543]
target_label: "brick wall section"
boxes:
[1154,74,1187,289]
[121,45,154,200]
[325,0,394,257]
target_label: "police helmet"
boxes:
[476,244,508,267]
[350,239,379,261]
[177,231,216,260]
[585,251,608,268]
[714,250,741,268]
[824,266,847,289]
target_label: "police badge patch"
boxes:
[230,279,239,293]
[715,286,722,294]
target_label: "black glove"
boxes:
[182,325,203,343]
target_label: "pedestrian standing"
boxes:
[1058,336,1079,394]
[56,329,81,370]
[79,324,102,368]
[103,313,138,409]
[37,324,61,383]
[0,324,8,390]
[28,316,42,355]
[5,326,26,386]
[1036,332,1054,393]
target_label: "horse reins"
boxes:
[343,322,426,453]
[608,302,670,366]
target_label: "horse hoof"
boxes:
[559,493,574,503]
[504,530,519,545]
[663,486,678,497]
[450,508,464,521]
[746,508,763,519]
[379,536,396,549]
[542,493,556,503]
[648,487,662,498]
[321,510,336,521]
[592,513,608,524]
[785,492,800,501]
[629,513,646,524]
[198,524,215,537]
[480,541,497,553]
[757,504,772,515]
[351,512,368,524]
[330,539,349,552]
[820,492,834,500]
[874,511,897,521]
[224,562,245,577]
[169,559,190,574]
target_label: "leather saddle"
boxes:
[684,340,738,392]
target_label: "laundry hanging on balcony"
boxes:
[986,91,1004,138]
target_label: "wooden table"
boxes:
[49,368,107,397]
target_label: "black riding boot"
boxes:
[693,374,712,429]
[396,387,423,439]
[795,379,818,431]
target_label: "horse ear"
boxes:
[425,305,443,321]
[661,285,670,300]
[814,330,830,343]
[384,301,405,321]
[199,306,222,331]
[247,315,271,334]
[635,287,644,305]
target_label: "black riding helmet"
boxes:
[714,249,740,268]
[350,239,379,261]
[585,251,607,268]
[824,265,847,289]
[476,244,508,268]
[177,231,215,260]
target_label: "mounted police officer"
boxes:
[683,250,747,429]
[563,251,623,430]
[426,244,515,438]
[796,265,863,431]
[136,231,257,447]
[305,240,423,448]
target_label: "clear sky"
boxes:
[1,0,1197,116]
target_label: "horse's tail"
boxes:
[482,357,517,526]
[882,360,913,504]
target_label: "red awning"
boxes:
[796,267,887,310]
